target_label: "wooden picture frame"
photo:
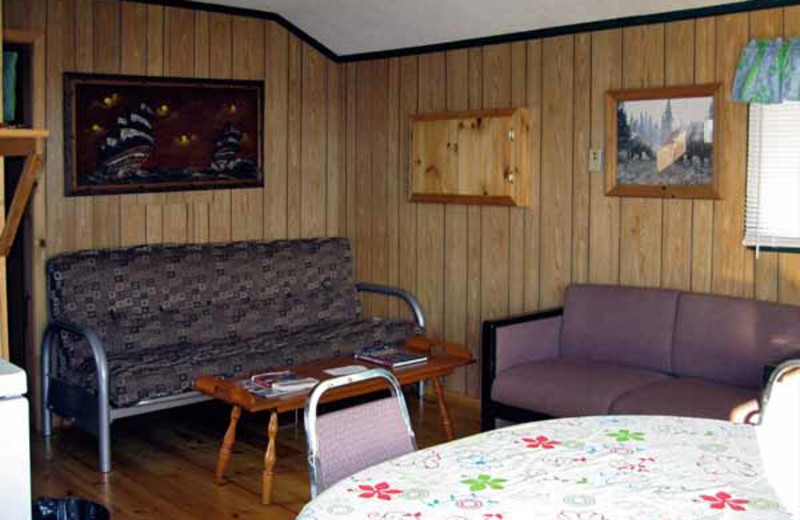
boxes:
[64,73,264,196]
[605,84,721,199]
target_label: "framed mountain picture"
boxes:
[64,73,264,196]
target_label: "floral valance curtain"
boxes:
[733,39,800,103]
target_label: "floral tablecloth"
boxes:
[298,415,793,520]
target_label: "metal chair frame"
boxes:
[304,368,417,498]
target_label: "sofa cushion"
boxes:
[47,238,361,364]
[674,293,800,388]
[560,284,680,372]
[58,318,420,407]
[609,378,758,420]
[491,359,671,417]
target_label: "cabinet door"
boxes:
[510,109,530,206]
[481,115,515,199]
[457,115,514,199]
[410,119,458,196]
[409,108,529,206]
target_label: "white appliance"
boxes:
[0,359,31,520]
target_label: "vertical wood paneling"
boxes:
[384,58,400,318]
[589,29,622,284]
[480,44,511,321]
[662,20,695,290]
[523,41,542,311]
[263,21,288,240]
[16,1,800,403]
[416,53,446,336]
[370,59,390,316]
[711,13,750,297]
[326,60,344,237]
[508,42,526,315]
[572,33,591,285]
[540,35,574,308]
[443,49,468,393]
[397,57,418,320]
[300,45,328,238]
[619,25,664,288]
[286,35,302,239]
[354,61,374,314]
[345,63,358,244]
[465,47,483,396]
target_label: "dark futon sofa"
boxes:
[42,238,425,472]
[482,283,800,430]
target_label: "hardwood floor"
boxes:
[32,390,480,519]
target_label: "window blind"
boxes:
[744,102,800,252]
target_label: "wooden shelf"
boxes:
[0,128,49,257]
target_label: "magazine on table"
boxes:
[239,370,319,398]
[354,345,428,369]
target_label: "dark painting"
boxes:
[64,73,264,196]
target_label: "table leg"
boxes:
[262,411,278,505]
[432,377,454,441]
[215,405,241,484]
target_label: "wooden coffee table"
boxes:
[193,336,473,505]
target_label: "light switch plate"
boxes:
[588,149,603,173]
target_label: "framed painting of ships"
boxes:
[605,84,720,199]
[64,73,264,196]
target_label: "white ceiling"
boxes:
[193,0,748,56]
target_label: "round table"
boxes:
[298,415,793,520]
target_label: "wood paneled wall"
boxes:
[7,1,800,403]
[346,6,800,397]
[4,0,344,416]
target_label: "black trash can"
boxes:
[32,499,110,520]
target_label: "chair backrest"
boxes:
[304,369,416,497]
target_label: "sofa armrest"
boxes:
[483,309,563,376]
[356,282,426,331]
[481,309,562,429]
[41,321,110,435]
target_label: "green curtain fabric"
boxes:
[3,51,18,122]
[733,39,800,103]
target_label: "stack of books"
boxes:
[354,346,428,368]
[238,370,319,398]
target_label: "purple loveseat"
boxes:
[481,284,800,430]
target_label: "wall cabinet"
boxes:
[409,108,530,206]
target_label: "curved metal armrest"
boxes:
[43,320,109,379]
[41,320,110,447]
[758,358,800,425]
[355,282,426,331]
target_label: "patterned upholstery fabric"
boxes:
[47,238,420,407]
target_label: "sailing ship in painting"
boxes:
[95,102,156,181]
[65,73,263,196]
[89,104,257,185]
